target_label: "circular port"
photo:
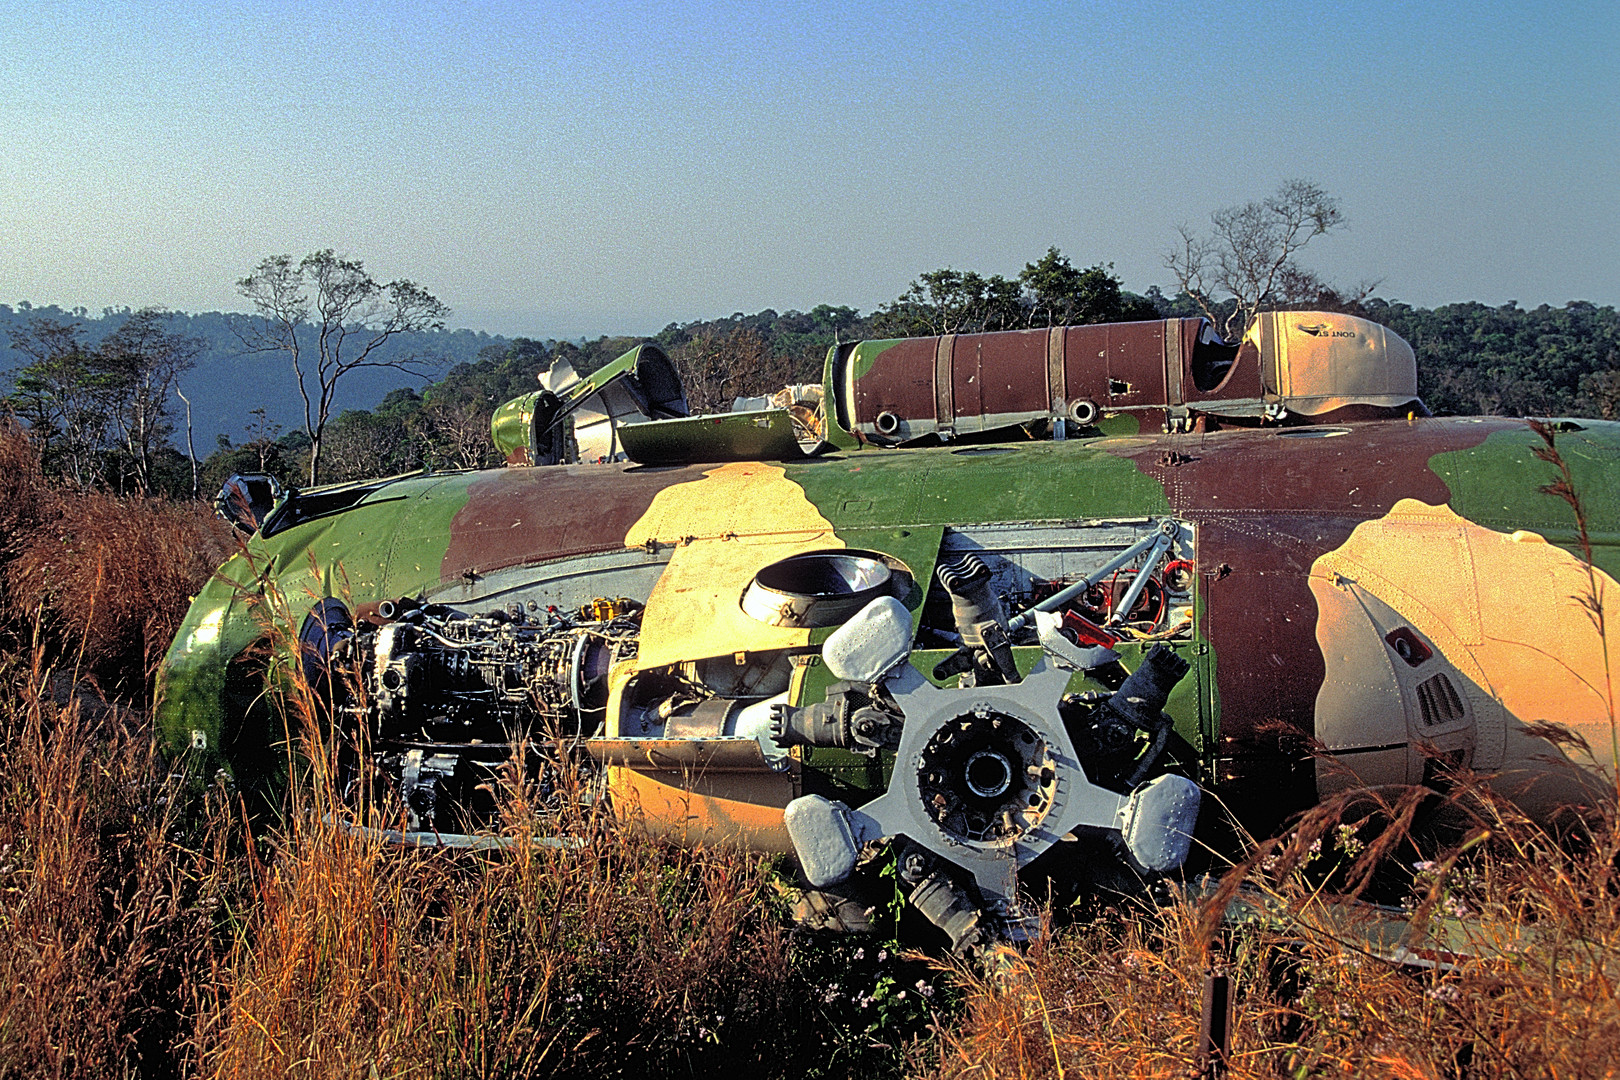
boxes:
[965,749,1013,798]
[917,708,1054,844]
[741,550,896,628]
[1068,398,1100,425]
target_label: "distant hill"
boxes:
[0,304,506,447]
[6,292,1616,465]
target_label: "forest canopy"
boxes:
[3,259,1616,493]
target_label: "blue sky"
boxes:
[2,0,1615,337]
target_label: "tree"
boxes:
[871,251,1157,339]
[320,406,420,484]
[96,308,202,496]
[235,250,450,485]
[3,309,199,494]
[670,326,791,414]
[418,396,501,471]
[1018,248,1159,327]
[5,317,111,487]
[872,268,1025,337]
[242,407,282,472]
[1166,179,1351,340]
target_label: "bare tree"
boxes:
[418,396,499,471]
[235,250,449,485]
[1166,179,1348,339]
[175,385,199,499]
[243,407,282,472]
[98,308,203,496]
[671,326,791,414]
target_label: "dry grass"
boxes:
[200,747,804,1078]
[925,420,1620,1080]
[924,777,1620,1079]
[0,421,936,1080]
[0,624,862,1079]
[0,646,245,1079]
[0,418,233,698]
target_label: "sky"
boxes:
[2,0,1616,339]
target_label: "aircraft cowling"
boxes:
[826,311,1424,449]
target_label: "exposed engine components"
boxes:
[782,594,1202,945]
[771,681,903,756]
[898,843,987,954]
[915,704,1057,845]
[741,549,904,628]
[1062,643,1190,790]
[1005,518,1181,635]
[364,596,640,739]
[933,553,1020,685]
[1100,643,1191,730]
[307,516,1204,946]
[338,596,642,831]
[919,519,1196,673]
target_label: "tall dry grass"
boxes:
[924,772,1620,1078]
[0,418,246,1077]
[0,418,942,1079]
[6,411,1620,1079]
[195,602,934,1078]
[199,752,806,1078]
[0,644,247,1079]
[0,418,233,698]
[923,421,1620,1080]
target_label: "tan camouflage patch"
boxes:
[1312,498,1617,811]
[624,461,843,669]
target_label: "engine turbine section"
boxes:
[348,597,640,832]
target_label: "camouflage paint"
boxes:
[781,441,1171,527]
[1312,499,1618,813]
[622,461,842,669]
[157,472,469,770]
[833,314,1425,445]
[1428,421,1620,576]
[156,464,697,775]
[158,386,1620,835]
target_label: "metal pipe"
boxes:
[1007,526,1170,634]
[1106,533,1171,626]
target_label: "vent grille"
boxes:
[1416,673,1466,728]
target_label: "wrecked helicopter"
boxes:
[159,309,1620,948]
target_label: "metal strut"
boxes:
[1006,519,1178,634]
